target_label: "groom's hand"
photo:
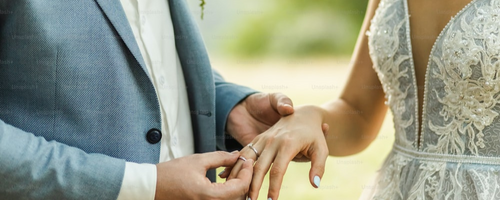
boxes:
[155,151,254,200]
[226,93,294,146]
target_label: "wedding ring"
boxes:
[247,143,260,158]
[238,156,247,162]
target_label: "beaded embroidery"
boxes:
[366,0,500,199]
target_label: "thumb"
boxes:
[199,151,240,170]
[308,142,329,188]
[269,93,294,116]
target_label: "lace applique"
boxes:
[426,0,500,155]
[469,168,500,199]
[406,161,447,199]
[367,0,416,148]
[365,0,500,199]
[373,150,500,199]
[372,153,412,199]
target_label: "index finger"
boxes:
[200,151,240,170]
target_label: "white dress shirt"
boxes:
[116,0,195,199]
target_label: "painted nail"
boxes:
[268,198,272,200]
[247,198,251,200]
[218,170,225,176]
[314,175,321,188]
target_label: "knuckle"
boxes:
[269,166,284,178]
[261,135,274,145]
[278,134,294,145]
[253,163,267,174]
[319,146,330,156]
[313,142,329,155]
[253,134,263,141]
[310,144,327,156]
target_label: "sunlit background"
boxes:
[185,0,395,199]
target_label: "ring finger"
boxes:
[247,143,279,200]
[227,141,265,180]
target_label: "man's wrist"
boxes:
[225,101,248,142]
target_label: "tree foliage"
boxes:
[224,0,369,57]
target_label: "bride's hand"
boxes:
[220,105,329,200]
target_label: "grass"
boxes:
[212,57,395,200]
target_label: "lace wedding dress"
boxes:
[365,0,500,199]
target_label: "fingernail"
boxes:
[231,150,239,154]
[314,175,321,188]
[218,170,225,176]
[247,198,251,200]
[268,198,272,200]
[283,103,292,108]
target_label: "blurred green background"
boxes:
[188,0,368,58]
[185,0,395,199]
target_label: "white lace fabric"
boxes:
[366,0,500,199]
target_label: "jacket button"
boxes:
[146,129,162,144]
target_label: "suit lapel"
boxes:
[169,0,216,155]
[94,0,148,75]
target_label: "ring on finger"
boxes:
[247,143,260,159]
[238,156,247,162]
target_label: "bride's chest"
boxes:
[368,0,500,155]
[407,0,473,83]
[367,0,500,102]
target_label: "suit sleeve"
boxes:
[0,119,126,200]
[213,70,258,152]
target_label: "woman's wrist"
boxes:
[295,105,328,124]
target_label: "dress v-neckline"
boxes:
[403,0,479,150]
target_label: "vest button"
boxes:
[146,129,162,144]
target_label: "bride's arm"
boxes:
[323,0,386,156]
[224,0,386,199]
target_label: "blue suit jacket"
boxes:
[0,0,255,199]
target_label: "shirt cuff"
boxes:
[117,162,157,200]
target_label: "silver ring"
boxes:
[247,143,260,158]
[238,156,247,162]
